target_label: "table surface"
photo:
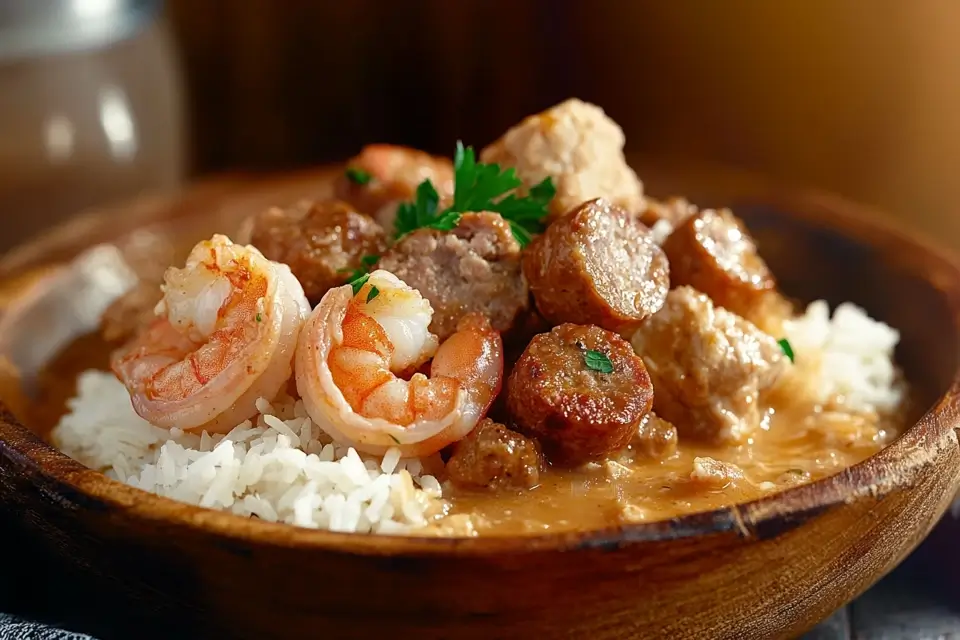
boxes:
[2,547,957,640]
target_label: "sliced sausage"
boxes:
[480,98,644,223]
[100,281,161,344]
[631,286,789,445]
[445,418,542,490]
[662,208,775,319]
[376,211,528,341]
[335,144,454,234]
[523,198,669,335]
[244,199,387,304]
[507,323,654,466]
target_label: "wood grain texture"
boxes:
[0,164,959,640]
[162,1,960,250]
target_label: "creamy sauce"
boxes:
[432,398,905,536]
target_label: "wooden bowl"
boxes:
[1,162,959,640]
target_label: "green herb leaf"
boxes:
[366,285,380,303]
[395,179,441,237]
[509,222,534,248]
[255,313,262,323]
[345,167,372,185]
[350,273,371,297]
[392,141,555,242]
[584,350,614,374]
[778,338,795,363]
[338,254,380,283]
[426,210,462,232]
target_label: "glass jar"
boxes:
[0,0,185,252]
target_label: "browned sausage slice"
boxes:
[662,208,775,318]
[445,418,542,490]
[507,323,653,466]
[376,211,528,341]
[523,198,669,335]
[631,286,789,445]
[244,199,387,305]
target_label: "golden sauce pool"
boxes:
[431,398,906,536]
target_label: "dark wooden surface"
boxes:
[1,533,958,640]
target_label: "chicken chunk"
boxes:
[631,286,790,445]
[481,99,644,222]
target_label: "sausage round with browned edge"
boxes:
[507,323,654,466]
[661,207,775,319]
[377,211,529,342]
[244,199,387,305]
[523,198,669,335]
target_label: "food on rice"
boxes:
[41,98,908,537]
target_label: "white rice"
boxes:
[783,300,904,413]
[52,371,446,533]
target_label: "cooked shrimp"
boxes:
[296,269,503,457]
[336,144,454,233]
[111,235,310,433]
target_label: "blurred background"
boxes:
[2,0,959,251]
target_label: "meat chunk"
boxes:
[662,208,775,319]
[507,323,654,466]
[631,412,679,461]
[376,211,528,341]
[335,144,454,234]
[480,99,644,222]
[523,198,669,334]
[244,199,387,304]
[690,456,746,489]
[638,196,698,229]
[445,418,541,490]
[631,286,789,445]
[100,281,161,344]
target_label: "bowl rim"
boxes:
[1,164,959,557]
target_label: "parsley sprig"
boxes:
[778,338,795,363]
[344,167,372,185]
[394,141,555,247]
